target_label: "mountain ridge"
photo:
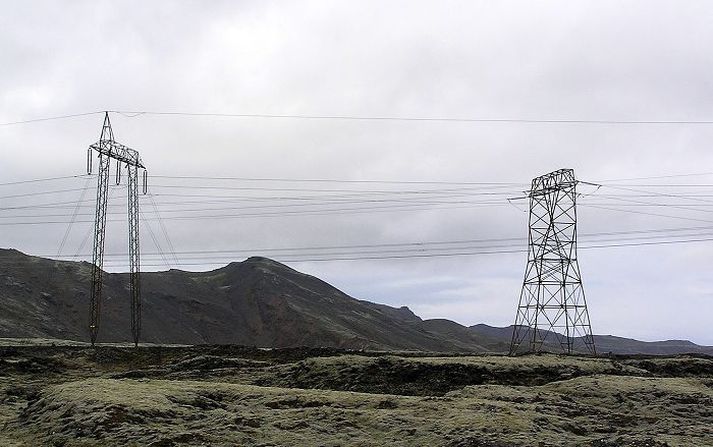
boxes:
[1,248,710,355]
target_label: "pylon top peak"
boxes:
[100,111,114,142]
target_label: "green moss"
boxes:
[2,349,711,446]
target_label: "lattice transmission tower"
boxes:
[509,169,596,355]
[86,112,147,346]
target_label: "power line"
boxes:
[9,192,713,223]
[10,192,713,213]
[0,196,509,212]
[597,183,713,205]
[80,232,713,263]
[0,174,92,187]
[146,183,520,195]
[149,174,526,186]
[5,203,713,225]
[0,203,484,225]
[36,224,713,261]
[55,176,93,257]
[603,183,713,188]
[146,191,180,267]
[9,177,713,222]
[0,187,95,200]
[7,174,713,259]
[52,235,713,268]
[0,111,104,126]
[0,172,525,189]
[15,197,713,221]
[591,192,713,215]
[109,110,713,125]
[594,172,713,182]
[140,209,172,270]
[4,109,713,126]
[581,204,713,224]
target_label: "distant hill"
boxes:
[1,248,711,355]
[469,324,713,355]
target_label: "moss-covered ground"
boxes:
[0,343,710,446]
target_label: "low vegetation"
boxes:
[0,342,711,446]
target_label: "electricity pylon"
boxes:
[87,112,147,346]
[509,168,596,355]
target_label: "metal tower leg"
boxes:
[87,112,147,346]
[127,165,141,346]
[89,154,110,345]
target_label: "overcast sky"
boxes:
[2,1,713,345]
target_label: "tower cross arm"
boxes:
[528,183,576,197]
[89,139,145,169]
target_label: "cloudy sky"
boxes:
[2,1,713,344]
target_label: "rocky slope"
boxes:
[0,249,477,350]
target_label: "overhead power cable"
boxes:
[39,224,713,262]
[5,109,713,126]
[145,184,518,196]
[19,192,713,213]
[0,187,94,200]
[140,209,173,270]
[596,183,713,205]
[581,204,713,224]
[0,111,104,126]
[0,203,482,225]
[55,176,93,257]
[58,235,713,268]
[108,110,713,125]
[15,198,713,221]
[0,174,93,187]
[592,192,713,215]
[146,191,180,267]
[594,172,713,182]
[149,174,526,186]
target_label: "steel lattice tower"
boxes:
[510,169,596,355]
[87,112,147,346]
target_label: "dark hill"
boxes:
[1,248,711,354]
[469,324,713,355]
[0,249,473,350]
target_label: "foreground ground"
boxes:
[0,341,711,446]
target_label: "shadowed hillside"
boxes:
[1,248,711,355]
[0,249,482,351]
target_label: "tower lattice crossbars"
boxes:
[87,112,147,346]
[510,168,596,355]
